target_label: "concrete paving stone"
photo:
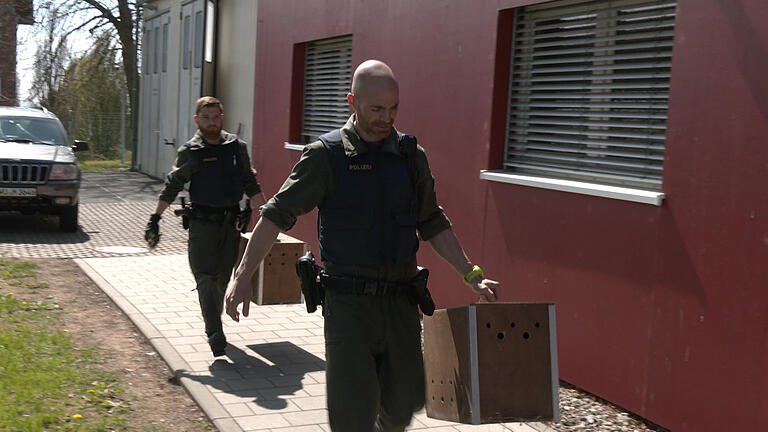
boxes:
[270,425,325,432]
[281,322,321,330]
[414,412,462,428]
[255,318,295,326]
[178,327,207,337]
[237,364,285,378]
[300,383,326,397]
[238,331,280,341]
[248,400,301,415]
[291,396,327,411]
[188,361,224,372]
[144,311,184,319]
[225,403,256,417]
[274,329,314,338]
[225,376,275,392]
[176,344,198,353]
[454,424,515,432]
[257,386,310,400]
[305,371,326,384]
[235,413,291,431]
[407,427,458,432]
[166,335,207,345]
[503,424,541,432]
[282,409,328,426]
[288,315,324,323]
[156,322,194,331]
[246,324,287,332]
[277,362,324,375]
[267,374,317,388]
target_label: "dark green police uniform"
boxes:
[159,129,262,354]
[260,115,451,431]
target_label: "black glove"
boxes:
[144,213,162,248]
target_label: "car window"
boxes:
[0,117,69,145]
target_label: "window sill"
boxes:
[479,170,665,206]
[283,142,305,151]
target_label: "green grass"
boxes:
[78,159,132,173]
[0,261,129,431]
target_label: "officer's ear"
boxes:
[347,93,356,111]
[193,114,199,125]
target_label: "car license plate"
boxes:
[0,187,37,197]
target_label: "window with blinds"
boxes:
[506,0,677,190]
[301,35,352,143]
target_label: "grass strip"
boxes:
[0,262,130,431]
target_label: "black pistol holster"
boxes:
[410,267,435,316]
[295,251,324,313]
[173,197,191,230]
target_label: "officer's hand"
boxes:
[469,278,499,303]
[144,214,162,248]
[225,276,252,322]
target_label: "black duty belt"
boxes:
[190,204,240,223]
[320,273,413,297]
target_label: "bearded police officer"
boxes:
[145,96,266,357]
[224,61,499,431]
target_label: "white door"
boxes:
[139,12,170,178]
[177,0,205,146]
[157,15,173,179]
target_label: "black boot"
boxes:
[208,332,228,357]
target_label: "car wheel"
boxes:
[60,204,79,232]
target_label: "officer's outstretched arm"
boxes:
[225,217,281,321]
[427,228,499,302]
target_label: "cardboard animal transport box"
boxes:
[423,302,559,424]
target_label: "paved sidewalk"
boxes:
[76,254,544,432]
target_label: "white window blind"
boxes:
[506,0,677,190]
[301,35,352,143]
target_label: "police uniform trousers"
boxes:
[187,216,240,344]
[323,288,426,432]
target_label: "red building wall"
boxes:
[250,1,768,431]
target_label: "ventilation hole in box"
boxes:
[523,332,530,339]
[535,322,540,328]
[497,332,505,340]
[510,322,516,328]
[485,322,491,328]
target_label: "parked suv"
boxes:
[0,107,88,232]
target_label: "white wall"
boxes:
[216,0,258,156]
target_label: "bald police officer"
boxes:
[224,61,499,431]
[145,96,266,356]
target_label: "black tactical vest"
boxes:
[317,129,419,266]
[188,141,244,207]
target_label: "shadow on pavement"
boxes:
[0,212,90,244]
[175,341,325,410]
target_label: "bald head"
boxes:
[347,60,400,143]
[351,60,398,96]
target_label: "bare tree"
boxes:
[29,1,70,107]
[74,0,137,124]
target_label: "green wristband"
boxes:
[463,265,484,284]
